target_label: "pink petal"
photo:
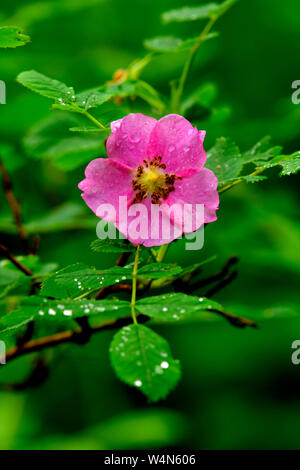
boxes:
[106,113,157,169]
[116,196,183,247]
[168,168,219,231]
[147,114,206,177]
[78,158,134,222]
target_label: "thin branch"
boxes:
[210,309,256,329]
[3,315,149,364]
[0,243,33,276]
[176,256,238,294]
[204,270,238,297]
[0,158,32,254]
[2,304,256,366]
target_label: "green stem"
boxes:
[156,244,169,263]
[218,167,265,194]
[173,0,238,113]
[83,110,109,133]
[172,16,217,113]
[131,245,140,325]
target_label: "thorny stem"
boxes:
[0,158,32,254]
[131,245,140,325]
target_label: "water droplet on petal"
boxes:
[130,133,140,144]
[168,144,175,153]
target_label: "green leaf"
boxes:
[242,136,282,165]
[90,239,135,254]
[109,324,181,402]
[261,152,300,176]
[24,202,95,233]
[24,113,104,170]
[105,81,136,98]
[144,36,184,53]
[278,153,300,176]
[42,264,133,299]
[75,89,113,110]
[206,137,242,186]
[0,26,30,48]
[238,175,267,184]
[182,82,218,114]
[136,293,222,321]
[17,70,74,102]
[161,0,239,24]
[161,4,220,24]
[144,34,218,53]
[133,81,166,112]
[138,263,182,280]
[0,296,131,338]
[42,263,89,298]
[0,309,33,339]
[69,126,106,133]
[0,255,57,298]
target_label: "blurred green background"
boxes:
[0,0,300,450]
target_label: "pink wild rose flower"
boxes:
[78,113,219,247]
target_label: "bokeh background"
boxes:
[0,0,300,450]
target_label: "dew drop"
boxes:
[162,307,168,312]
[130,133,140,144]
[134,380,142,387]
[48,308,56,315]
[63,309,72,316]
[38,310,44,316]
[161,361,169,369]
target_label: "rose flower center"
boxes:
[132,155,182,205]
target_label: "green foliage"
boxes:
[161,4,221,24]
[17,70,74,102]
[91,239,135,254]
[206,137,242,185]
[206,136,300,189]
[161,0,239,24]
[109,324,181,402]
[1,296,130,332]
[0,26,30,48]
[136,293,222,321]
[23,113,105,170]
[144,34,218,53]
[1,0,300,446]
